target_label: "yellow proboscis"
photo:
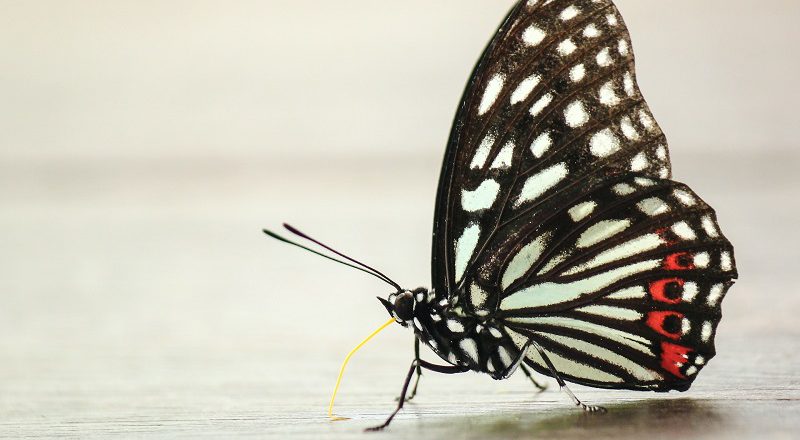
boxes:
[328,318,395,421]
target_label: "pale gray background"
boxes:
[1,1,798,438]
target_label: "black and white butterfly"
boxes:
[267,0,737,431]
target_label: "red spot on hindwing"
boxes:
[661,342,693,379]
[646,311,684,339]
[664,252,695,271]
[649,278,684,304]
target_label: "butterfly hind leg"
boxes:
[396,338,422,402]
[366,359,469,432]
[529,340,606,413]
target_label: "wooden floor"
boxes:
[1,152,798,438]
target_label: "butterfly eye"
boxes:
[393,291,415,321]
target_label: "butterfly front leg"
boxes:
[395,338,423,402]
[529,340,606,413]
[366,359,470,432]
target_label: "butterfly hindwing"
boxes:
[489,174,735,390]
[431,0,737,391]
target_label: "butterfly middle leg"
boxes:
[529,340,606,413]
[366,358,470,432]
[396,338,423,402]
[519,363,548,392]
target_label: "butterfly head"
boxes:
[378,288,428,326]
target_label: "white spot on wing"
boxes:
[599,81,620,106]
[498,346,513,368]
[569,201,597,222]
[530,93,553,117]
[575,305,642,321]
[672,221,697,240]
[564,100,589,127]
[673,189,696,206]
[461,179,501,212]
[720,251,733,271]
[623,72,635,96]
[490,141,515,169]
[701,321,713,342]
[570,64,586,82]
[612,183,636,195]
[454,223,481,282]
[502,233,550,290]
[590,129,620,157]
[682,282,699,302]
[577,220,631,248]
[694,252,710,268]
[618,39,629,55]
[511,75,540,105]
[560,5,580,21]
[637,197,670,216]
[596,47,612,67]
[470,133,496,169]
[522,25,546,46]
[460,339,479,363]
[470,284,488,309]
[558,39,577,56]
[514,162,568,208]
[583,23,600,38]
[707,283,724,306]
[621,116,640,140]
[630,152,648,171]
[702,216,720,238]
[530,132,552,158]
[478,74,505,116]
[606,286,647,300]
[640,110,656,131]
[447,319,465,333]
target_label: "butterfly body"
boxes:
[381,288,529,381]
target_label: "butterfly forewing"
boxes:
[431,0,736,391]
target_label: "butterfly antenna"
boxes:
[281,223,402,291]
[263,226,402,291]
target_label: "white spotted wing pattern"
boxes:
[430,0,737,391]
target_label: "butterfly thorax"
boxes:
[379,288,523,380]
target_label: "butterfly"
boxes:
[266,0,737,431]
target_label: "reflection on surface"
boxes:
[431,398,730,440]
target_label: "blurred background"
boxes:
[1,1,798,437]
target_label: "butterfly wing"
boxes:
[430,0,736,390]
[492,174,736,390]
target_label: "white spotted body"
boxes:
[382,288,525,380]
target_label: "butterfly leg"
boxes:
[519,363,548,392]
[529,340,606,413]
[395,338,423,402]
[366,359,469,432]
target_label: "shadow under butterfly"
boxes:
[265,0,737,431]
